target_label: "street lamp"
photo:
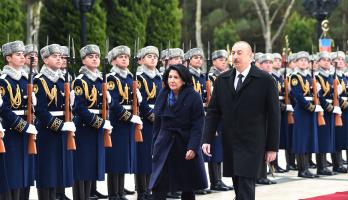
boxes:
[303,0,339,40]
[72,0,96,47]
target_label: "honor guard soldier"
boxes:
[136,46,162,200]
[254,52,263,68]
[106,45,143,200]
[287,53,297,74]
[72,44,113,199]
[315,51,339,176]
[159,49,169,73]
[23,44,39,75]
[204,49,232,191]
[167,48,184,66]
[0,41,37,199]
[290,51,320,178]
[330,51,348,173]
[34,44,75,199]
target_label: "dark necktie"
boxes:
[236,74,244,91]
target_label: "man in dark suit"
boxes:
[202,41,280,200]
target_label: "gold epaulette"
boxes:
[39,78,57,106]
[2,79,21,109]
[73,77,97,108]
[115,78,129,104]
[138,75,156,100]
[192,76,202,95]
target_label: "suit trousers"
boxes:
[232,176,255,200]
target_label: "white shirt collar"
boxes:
[235,64,251,79]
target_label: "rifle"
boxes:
[333,48,343,126]
[132,40,143,142]
[0,131,4,153]
[311,47,325,126]
[65,36,76,150]
[27,55,37,154]
[102,38,112,147]
[282,49,294,124]
[205,41,212,106]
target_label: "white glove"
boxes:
[136,89,143,104]
[61,121,76,132]
[70,90,75,107]
[32,92,37,106]
[316,82,321,92]
[26,124,38,135]
[286,104,294,112]
[333,106,342,115]
[314,105,324,112]
[0,123,5,138]
[130,115,143,125]
[337,84,343,95]
[0,95,3,107]
[103,120,113,131]
[107,91,112,104]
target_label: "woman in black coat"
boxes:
[149,64,208,200]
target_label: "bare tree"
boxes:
[26,0,43,47]
[195,0,203,49]
[252,0,295,52]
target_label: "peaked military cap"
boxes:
[24,44,38,56]
[259,53,274,63]
[212,50,228,60]
[2,41,25,57]
[60,46,69,57]
[187,48,204,59]
[296,51,310,61]
[40,44,61,60]
[140,46,159,58]
[108,45,131,63]
[168,48,184,59]
[272,53,282,60]
[80,44,100,59]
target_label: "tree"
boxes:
[145,0,182,48]
[26,0,43,47]
[252,0,295,52]
[103,0,150,49]
[195,0,203,49]
[284,12,316,52]
[39,0,106,72]
[213,20,240,50]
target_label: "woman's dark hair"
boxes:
[162,64,193,89]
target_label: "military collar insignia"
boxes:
[79,66,102,82]
[318,68,330,78]
[209,67,221,77]
[40,65,61,83]
[110,66,132,79]
[2,65,28,81]
[189,66,201,77]
[141,65,161,79]
[271,69,282,78]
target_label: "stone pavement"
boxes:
[29,150,348,199]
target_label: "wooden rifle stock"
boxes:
[132,81,143,142]
[27,83,37,154]
[205,79,212,106]
[102,82,112,147]
[0,137,5,153]
[312,79,325,126]
[333,78,343,126]
[64,82,76,150]
[284,77,294,124]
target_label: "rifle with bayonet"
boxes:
[65,36,76,150]
[282,41,294,124]
[102,38,113,147]
[27,55,37,154]
[333,47,343,126]
[205,42,212,106]
[311,47,325,126]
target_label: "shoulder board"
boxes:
[34,73,42,79]
[107,72,119,81]
[75,74,84,80]
[0,74,7,79]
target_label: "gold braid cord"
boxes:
[40,78,57,106]
[4,79,21,109]
[192,77,202,95]
[317,76,330,96]
[139,75,156,100]
[295,75,310,96]
[340,79,346,94]
[116,79,129,104]
[81,79,97,108]
[277,81,282,93]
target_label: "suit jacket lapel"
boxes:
[228,69,236,96]
[237,65,258,93]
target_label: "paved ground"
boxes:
[29,150,348,199]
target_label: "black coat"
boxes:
[149,86,208,192]
[203,64,280,178]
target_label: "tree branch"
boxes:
[270,0,286,24]
[271,0,295,44]
[252,0,266,34]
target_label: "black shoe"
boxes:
[298,170,316,178]
[118,193,128,200]
[317,168,336,176]
[309,161,316,169]
[124,188,135,195]
[256,178,276,185]
[56,193,71,200]
[194,189,207,195]
[166,192,181,199]
[108,194,120,200]
[286,164,297,171]
[90,190,108,199]
[220,181,233,190]
[210,181,231,191]
[333,166,348,173]
[274,165,286,173]
[326,160,333,167]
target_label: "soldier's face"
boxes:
[334,57,345,69]
[24,53,38,67]
[319,58,331,70]
[168,69,184,93]
[60,56,67,69]
[143,53,158,69]
[190,55,203,68]
[44,53,62,70]
[82,54,100,71]
[297,58,309,70]
[168,57,182,66]
[112,54,129,69]
[273,58,281,69]
[289,61,296,69]
[213,57,227,71]
[260,61,273,73]
[6,51,25,68]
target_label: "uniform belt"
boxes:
[304,97,313,101]
[342,97,348,101]
[326,99,333,103]
[149,104,155,109]
[279,96,284,100]
[12,110,26,116]
[88,109,102,114]
[123,105,132,110]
